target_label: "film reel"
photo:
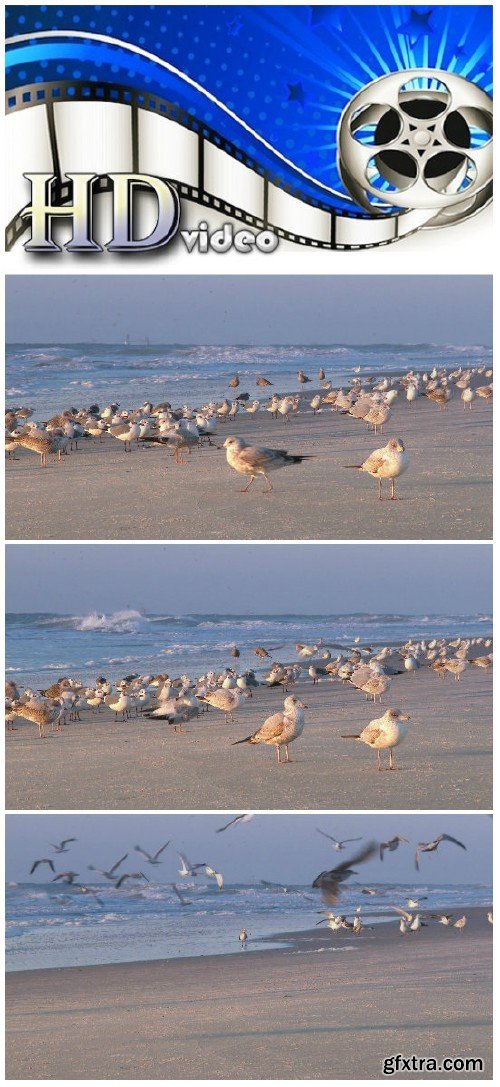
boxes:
[337,68,493,228]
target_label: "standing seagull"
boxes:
[379,835,409,860]
[341,709,410,770]
[315,830,363,852]
[312,841,377,904]
[222,436,313,493]
[415,833,466,871]
[232,695,307,764]
[134,841,170,865]
[345,438,409,500]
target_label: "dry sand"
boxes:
[5,393,492,540]
[6,665,491,811]
[6,909,492,1080]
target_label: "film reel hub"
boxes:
[338,68,493,227]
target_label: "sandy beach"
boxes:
[5,392,492,540]
[6,665,491,811]
[6,908,492,1080]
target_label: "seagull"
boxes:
[216,813,254,833]
[341,709,410,770]
[134,841,170,865]
[177,852,207,878]
[316,830,363,851]
[379,835,409,860]
[415,833,466,871]
[312,841,377,904]
[88,854,128,880]
[453,915,467,933]
[232,695,307,764]
[239,929,248,948]
[50,838,77,854]
[51,871,79,884]
[406,897,427,908]
[170,883,192,907]
[345,437,409,500]
[30,858,55,875]
[432,913,455,926]
[222,436,313,493]
[114,871,150,888]
[204,865,224,890]
[79,885,104,906]
[316,914,344,931]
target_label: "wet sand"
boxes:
[6,665,492,811]
[6,908,492,1080]
[5,393,492,540]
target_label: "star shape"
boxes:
[398,8,434,45]
[309,6,342,32]
[287,81,304,104]
[227,16,243,37]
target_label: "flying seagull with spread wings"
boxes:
[415,833,466,870]
[216,813,254,833]
[134,841,170,865]
[316,830,363,852]
[379,835,409,861]
[312,841,378,904]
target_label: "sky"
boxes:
[5,813,492,886]
[5,543,492,615]
[5,275,492,345]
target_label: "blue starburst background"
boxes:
[5,5,493,212]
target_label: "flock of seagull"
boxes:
[5,362,492,498]
[6,632,492,768]
[24,822,491,948]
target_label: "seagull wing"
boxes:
[152,841,170,861]
[134,846,152,862]
[61,838,77,847]
[391,905,413,922]
[340,838,363,845]
[312,841,377,903]
[114,874,130,888]
[216,816,242,833]
[361,449,387,474]
[359,724,383,744]
[438,834,467,851]
[316,829,338,844]
[109,854,128,874]
[252,711,286,741]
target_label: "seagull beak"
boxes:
[400,714,410,721]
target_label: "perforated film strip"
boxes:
[5,81,435,252]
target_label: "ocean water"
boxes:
[6,881,491,973]
[5,612,492,689]
[6,342,492,420]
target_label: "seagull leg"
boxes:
[388,748,396,770]
[276,745,281,764]
[262,473,273,494]
[377,750,382,771]
[239,475,255,493]
[378,478,382,500]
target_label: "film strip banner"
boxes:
[5,81,434,252]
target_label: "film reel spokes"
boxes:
[338,68,493,226]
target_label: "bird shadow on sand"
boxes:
[183,1016,491,1043]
